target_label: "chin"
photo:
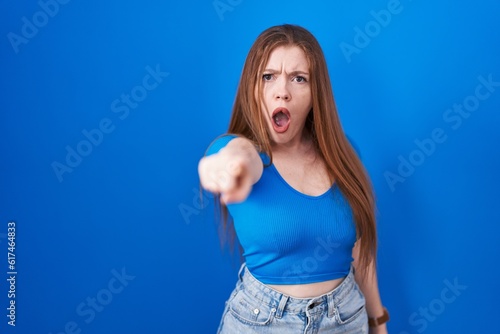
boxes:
[269,131,295,146]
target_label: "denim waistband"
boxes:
[236,263,356,318]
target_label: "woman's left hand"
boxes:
[369,323,388,334]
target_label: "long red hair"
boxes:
[219,24,377,277]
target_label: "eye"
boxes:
[294,76,307,83]
[262,74,273,81]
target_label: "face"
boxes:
[258,45,312,147]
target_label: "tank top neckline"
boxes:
[269,163,335,200]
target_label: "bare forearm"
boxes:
[355,260,384,318]
[352,241,388,333]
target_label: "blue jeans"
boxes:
[217,264,368,334]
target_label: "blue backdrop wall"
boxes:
[1,1,499,333]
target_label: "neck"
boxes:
[271,129,315,157]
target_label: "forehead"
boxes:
[264,45,309,71]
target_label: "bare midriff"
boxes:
[266,276,345,299]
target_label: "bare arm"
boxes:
[198,137,263,204]
[352,241,388,334]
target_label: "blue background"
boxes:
[1,0,499,333]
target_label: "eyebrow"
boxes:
[263,69,310,76]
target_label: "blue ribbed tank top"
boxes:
[206,135,357,284]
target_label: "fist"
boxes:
[198,152,253,204]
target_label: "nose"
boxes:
[274,80,290,101]
[276,92,290,101]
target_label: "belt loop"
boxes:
[327,293,335,318]
[237,262,247,281]
[275,294,288,319]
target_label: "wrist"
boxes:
[368,307,389,327]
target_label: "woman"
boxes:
[199,24,388,333]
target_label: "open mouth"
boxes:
[271,108,291,133]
